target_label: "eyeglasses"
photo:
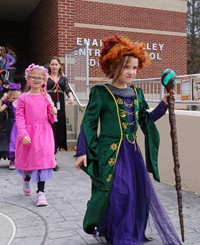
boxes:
[28,76,45,82]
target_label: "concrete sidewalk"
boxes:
[0,151,200,245]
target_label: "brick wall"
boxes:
[73,0,187,79]
[27,0,58,65]
[28,0,187,79]
[27,0,76,64]
[0,0,188,82]
[57,0,75,55]
[76,1,186,32]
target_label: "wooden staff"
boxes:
[161,69,184,242]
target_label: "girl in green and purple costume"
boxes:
[75,35,181,245]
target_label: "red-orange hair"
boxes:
[100,35,150,78]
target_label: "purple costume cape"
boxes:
[0,100,16,160]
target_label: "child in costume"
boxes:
[0,46,16,70]
[0,83,21,169]
[15,64,57,207]
[0,70,6,95]
[75,35,181,244]
[0,79,10,99]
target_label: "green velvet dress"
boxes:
[78,84,181,244]
[81,84,160,231]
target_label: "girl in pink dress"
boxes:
[15,64,57,207]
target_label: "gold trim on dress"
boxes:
[122,122,128,130]
[134,99,138,106]
[120,110,126,117]
[108,158,116,166]
[103,85,123,170]
[116,98,123,104]
[106,174,112,182]
[110,143,118,151]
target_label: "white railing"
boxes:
[134,74,200,105]
[65,43,89,104]
[64,45,200,108]
[67,74,200,108]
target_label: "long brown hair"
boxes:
[48,56,63,76]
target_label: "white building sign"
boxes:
[76,37,164,67]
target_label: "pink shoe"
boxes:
[23,180,32,196]
[9,161,15,170]
[36,192,48,207]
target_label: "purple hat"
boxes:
[8,83,21,90]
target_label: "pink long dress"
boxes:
[15,93,56,171]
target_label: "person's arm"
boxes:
[150,92,175,122]
[16,94,30,141]
[75,86,103,169]
[75,128,86,157]
[47,103,57,123]
[149,101,168,122]
[6,54,16,67]
[75,129,87,169]
[0,102,7,112]
[44,93,57,123]
[64,77,72,95]
[67,91,74,104]
[0,101,7,112]
[0,93,8,112]
[64,77,74,104]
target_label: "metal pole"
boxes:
[85,43,89,100]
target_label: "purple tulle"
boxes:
[0,102,16,160]
[9,108,17,160]
[96,140,181,245]
[16,168,54,182]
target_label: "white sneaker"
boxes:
[9,161,15,170]
[36,192,48,207]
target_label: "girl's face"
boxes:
[9,91,21,102]
[27,70,45,90]
[49,59,61,74]
[114,57,139,86]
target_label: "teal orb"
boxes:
[161,69,177,86]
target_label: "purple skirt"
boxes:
[9,120,17,160]
[16,168,54,182]
[96,140,181,245]
[0,116,16,161]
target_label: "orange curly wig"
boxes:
[100,35,151,78]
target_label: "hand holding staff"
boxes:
[161,69,185,242]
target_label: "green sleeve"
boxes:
[81,86,107,190]
[81,86,102,162]
[137,88,160,182]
